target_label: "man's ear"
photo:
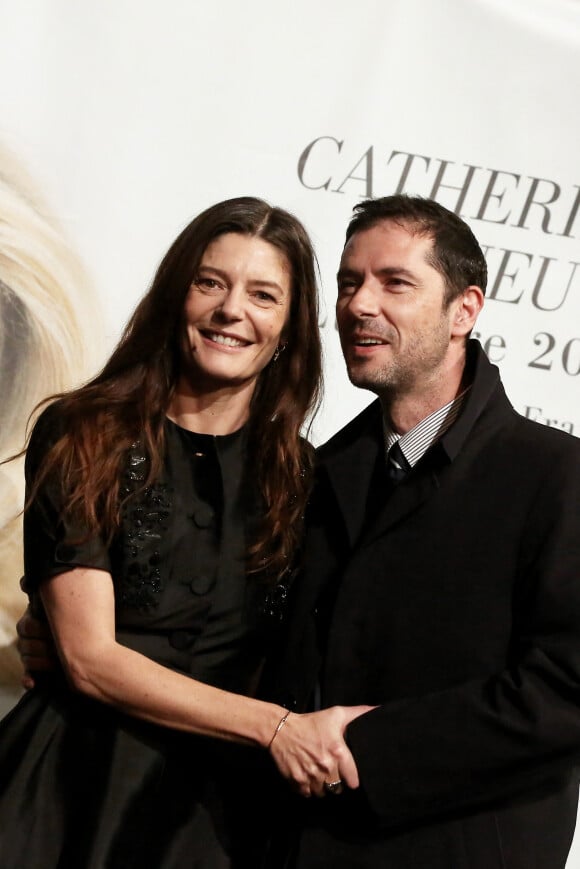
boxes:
[451,286,484,337]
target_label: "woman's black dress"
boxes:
[0,413,275,868]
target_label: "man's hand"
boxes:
[16,606,58,688]
[268,704,375,797]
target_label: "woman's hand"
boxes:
[268,704,375,798]
[16,606,59,689]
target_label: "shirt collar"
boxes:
[383,388,471,468]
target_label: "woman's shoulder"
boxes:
[29,396,68,437]
[25,398,69,477]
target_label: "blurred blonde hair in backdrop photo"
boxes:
[0,145,102,687]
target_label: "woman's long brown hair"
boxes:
[28,197,323,580]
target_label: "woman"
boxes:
[0,197,369,868]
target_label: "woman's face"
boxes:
[180,232,291,393]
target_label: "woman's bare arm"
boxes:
[40,566,372,794]
[40,566,284,745]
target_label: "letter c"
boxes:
[297,136,343,190]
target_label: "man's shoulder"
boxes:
[507,411,580,457]
[316,398,382,461]
[502,413,580,487]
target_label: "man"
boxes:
[266,195,580,867]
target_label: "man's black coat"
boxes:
[267,341,580,868]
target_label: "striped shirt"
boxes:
[383,388,470,469]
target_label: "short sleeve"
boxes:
[22,403,111,593]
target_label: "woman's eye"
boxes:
[254,291,276,303]
[194,277,222,291]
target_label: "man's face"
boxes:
[336,221,456,399]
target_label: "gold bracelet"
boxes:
[268,709,291,749]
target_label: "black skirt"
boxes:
[0,679,270,869]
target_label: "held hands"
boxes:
[267,704,375,798]
[18,595,374,797]
[16,606,58,689]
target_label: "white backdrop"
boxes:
[1,0,579,859]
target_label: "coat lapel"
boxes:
[325,341,506,550]
[318,399,444,552]
[318,401,383,548]
[360,462,441,548]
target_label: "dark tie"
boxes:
[365,441,409,523]
[387,441,411,484]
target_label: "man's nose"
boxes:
[346,280,381,317]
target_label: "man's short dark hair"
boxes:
[345,195,487,302]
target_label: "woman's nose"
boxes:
[216,286,244,320]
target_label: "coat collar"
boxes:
[316,341,512,548]
[439,339,510,461]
